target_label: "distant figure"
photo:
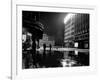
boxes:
[49,44,52,51]
[49,44,52,56]
[43,44,46,57]
[43,44,46,50]
[31,39,37,67]
[43,44,46,66]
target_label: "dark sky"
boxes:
[39,12,67,45]
[23,11,67,46]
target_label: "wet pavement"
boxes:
[22,48,89,69]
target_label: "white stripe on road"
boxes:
[37,48,89,52]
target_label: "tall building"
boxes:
[64,13,89,49]
[64,14,75,48]
[74,14,89,49]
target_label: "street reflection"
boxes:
[22,48,89,69]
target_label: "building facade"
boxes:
[64,13,89,49]
[64,14,75,48]
[74,14,89,49]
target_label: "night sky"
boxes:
[23,11,67,46]
[39,12,67,46]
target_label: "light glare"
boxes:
[64,13,75,24]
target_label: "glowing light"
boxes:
[64,13,75,24]
[74,42,78,48]
[75,50,78,55]
[61,61,67,67]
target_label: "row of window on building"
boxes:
[64,13,89,49]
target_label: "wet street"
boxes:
[22,12,90,69]
[22,48,89,69]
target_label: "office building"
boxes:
[64,13,89,49]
